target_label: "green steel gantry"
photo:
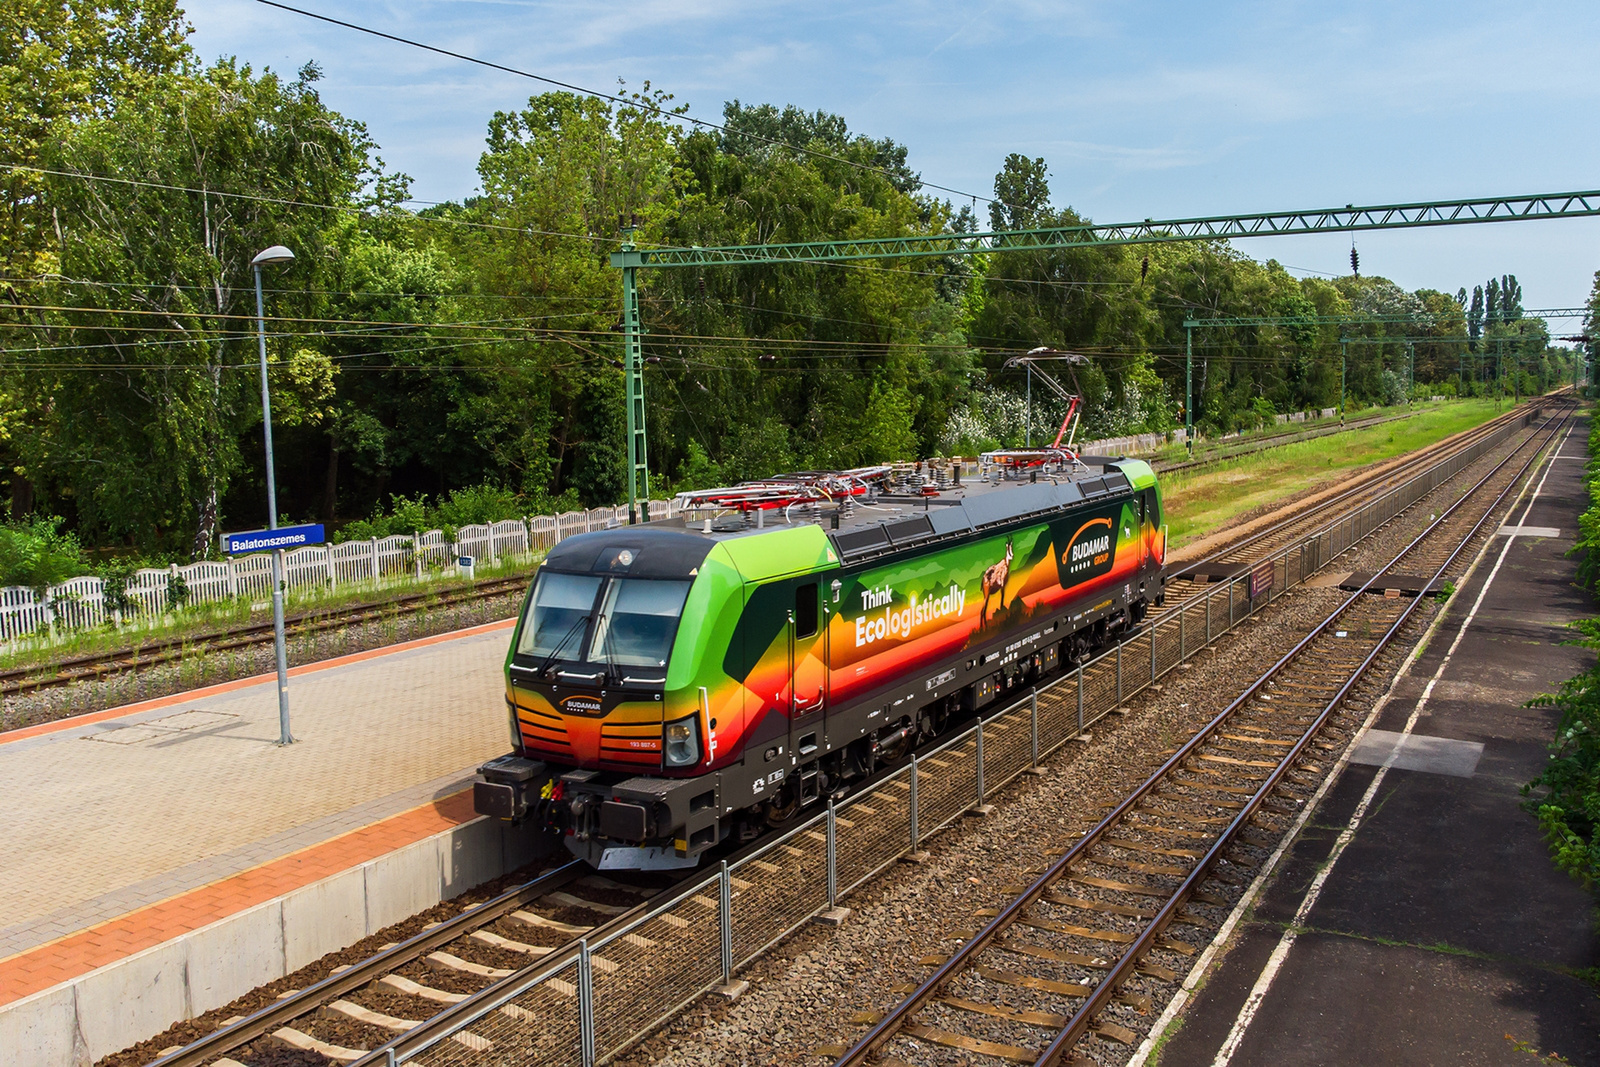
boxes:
[611,188,1600,520]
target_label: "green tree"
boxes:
[1500,273,1523,321]
[1468,285,1484,350]
[0,0,191,277]
[989,154,1051,231]
[10,58,382,555]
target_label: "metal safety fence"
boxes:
[382,410,1534,1067]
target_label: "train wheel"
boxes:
[1069,633,1091,665]
[762,787,802,827]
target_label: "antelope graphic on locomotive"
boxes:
[474,355,1167,870]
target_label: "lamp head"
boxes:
[251,245,295,267]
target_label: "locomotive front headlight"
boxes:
[663,714,701,767]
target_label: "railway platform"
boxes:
[1150,418,1600,1065]
[0,615,544,1063]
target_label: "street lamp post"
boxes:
[252,245,295,746]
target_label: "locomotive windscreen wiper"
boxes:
[535,615,589,678]
[594,611,624,685]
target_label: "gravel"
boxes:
[611,583,1409,1067]
[608,427,1548,1067]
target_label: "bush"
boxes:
[331,482,576,544]
[335,493,437,542]
[1524,417,1600,892]
[1523,620,1600,889]
[0,516,88,593]
[434,483,523,531]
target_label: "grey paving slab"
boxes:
[0,620,515,953]
[1347,729,1484,776]
[1160,417,1600,1066]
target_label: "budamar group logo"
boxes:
[1054,508,1119,588]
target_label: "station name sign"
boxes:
[223,523,326,554]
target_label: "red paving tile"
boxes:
[0,788,476,1006]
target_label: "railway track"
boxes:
[827,406,1571,1067]
[1149,406,1418,476]
[133,402,1566,1067]
[0,575,532,699]
[146,862,680,1067]
[1162,397,1544,595]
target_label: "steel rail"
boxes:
[271,405,1564,1067]
[1161,397,1536,585]
[1030,406,1572,1064]
[835,405,1568,1066]
[347,829,790,1066]
[147,861,587,1067]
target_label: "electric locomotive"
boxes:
[474,452,1167,870]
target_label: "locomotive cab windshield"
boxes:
[515,571,692,682]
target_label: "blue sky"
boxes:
[191,1,1600,319]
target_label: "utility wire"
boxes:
[0,162,613,244]
[0,302,594,331]
[254,0,1008,211]
[0,275,616,303]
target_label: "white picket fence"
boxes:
[0,500,682,644]
[1077,426,1189,456]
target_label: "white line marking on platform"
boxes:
[1497,524,1561,538]
[1206,421,1571,1067]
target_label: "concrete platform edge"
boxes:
[0,815,551,1066]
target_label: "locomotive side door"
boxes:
[1134,494,1147,565]
[788,579,827,758]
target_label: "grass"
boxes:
[0,552,542,673]
[1161,399,1505,548]
[1143,402,1422,467]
